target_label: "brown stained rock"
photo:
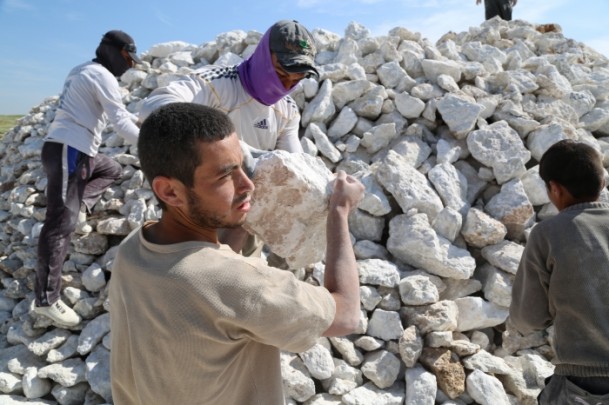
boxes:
[419,347,466,399]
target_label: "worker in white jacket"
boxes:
[138,20,318,155]
[33,30,141,327]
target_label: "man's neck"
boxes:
[143,216,218,245]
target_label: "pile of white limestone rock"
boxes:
[2,16,609,405]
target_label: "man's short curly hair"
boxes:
[138,103,236,209]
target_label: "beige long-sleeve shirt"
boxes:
[110,225,335,404]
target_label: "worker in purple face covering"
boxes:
[139,19,318,154]
[138,20,319,256]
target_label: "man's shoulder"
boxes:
[71,62,115,85]
[78,61,110,76]
[193,65,240,83]
[115,226,144,253]
[273,94,300,118]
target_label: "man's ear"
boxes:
[151,176,187,208]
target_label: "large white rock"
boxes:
[244,151,334,269]
[387,214,476,280]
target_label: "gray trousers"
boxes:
[484,0,512,20]
[35,141,121,306]
[539,375,609,405]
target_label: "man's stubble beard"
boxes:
[186,189,247,230]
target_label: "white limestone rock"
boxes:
[147,41,194,58]
[329,337,364,367]
[402,301,459,334]
[85,345,111,402]
[341,381,405,405]
[26,329,72,357]
[22,366,52,399]
[37,358,87,387]
[358,259,400,288]
[281,353,316,403]
[467,121,531,184]
[348,208,385,242]
[399,272,442,306]
[367,309,404,341]
[327,106,358,140]
[476,263,513,308]
[462,349,512,375]
[455,297,509,332]
[361,350,401,389]
[405,365,437,405]
[361,123,398,154]
[521,165,549,206]
[0,372,22,394]
[480,240,525,275]
[81,263,106,293]
[299,343,335,380]
[302,79,336,127]
[77,313,110,356]
[398,325,423,368]
[466,369,510,405]
[460,207,507,248]
[244,151,334,269]
[352,171,392,217]
[321,358,363,396]
[360,286,383,311]
[436,94,484,138]
[485,179,535,241]
[309,123,342,163]
[395,92,426,119]
[387,214,476,280]
[432,207,462,242]
[332,79,371,109]
[428,162,469,214]
[376,151,443,221]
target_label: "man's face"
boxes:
[185,133,254,229]
[271,53,307,90]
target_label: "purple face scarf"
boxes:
[237,28,293,106]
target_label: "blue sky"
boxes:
[1,0,608,115]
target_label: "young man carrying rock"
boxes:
[109,103,364,404]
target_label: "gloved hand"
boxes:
[240,141,264,179]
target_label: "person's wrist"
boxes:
[329,203,352,217]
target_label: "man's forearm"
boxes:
[322,206,360,336]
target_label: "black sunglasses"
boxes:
[275,61,314,80]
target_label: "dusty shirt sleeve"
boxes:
[275,96,303,153]
[138,75,203,121]
[218,258,336,353]
[93,71,139,144]
[509,227,553,335]
[275,112,303,153]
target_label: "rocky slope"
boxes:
[1,17,609,405]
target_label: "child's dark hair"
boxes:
[539,139,605,199]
